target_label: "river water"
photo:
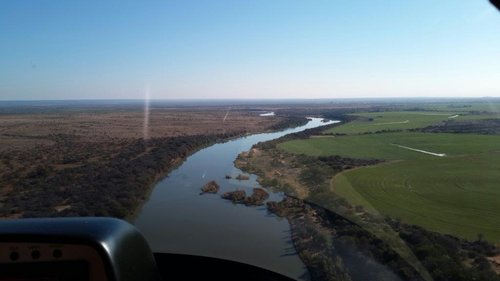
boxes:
[134,117,338,280]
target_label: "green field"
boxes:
[416,101,500,113]
[331,154,500,241]
[279,125,500,242]
[324,111,457,134]
[280,132,500,160]
[324,111,500,135]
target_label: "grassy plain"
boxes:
[279,132,500,160]
[416,101,500,112]
[331,154,500,241]
[323,111,457,134]
[324,111,500,135]
[280,113,500,242]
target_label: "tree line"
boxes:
[1,132,244,218]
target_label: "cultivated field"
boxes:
[415,101,500,113]
[279,132,500,160]
[323,110,500,135]
[279,109,500,242]
[323,111,457,134]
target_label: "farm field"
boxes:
[416,101,500,113]
[279,113,500,242]
[331,153,500,241]
[323,111,500,135]
[279,132,500,160]
[323,111,457,134]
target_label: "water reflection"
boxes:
[134,118,338,280]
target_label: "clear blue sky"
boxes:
[1,0,499,100]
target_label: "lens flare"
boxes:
[143,85,150,140]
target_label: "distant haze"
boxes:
[1,1,499,100]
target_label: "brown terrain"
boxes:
[235,147,311,198]
[0,104,302,219]
[0,107,282,147]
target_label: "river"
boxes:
[134,117,339,280]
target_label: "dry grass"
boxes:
[0,107,282,144]
[0,107,285,178]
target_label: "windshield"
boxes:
[1,1,500,280]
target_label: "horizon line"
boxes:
[1,96,499,102]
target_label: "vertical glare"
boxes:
[143,84,150,140]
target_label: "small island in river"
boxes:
[221,188,269,206]
[200,180,220,194]
[235,173,250,180]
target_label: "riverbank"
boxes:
[133,118,338,280]
[0,104,307,218]
[235,144,422,280]
[126,116,309,221]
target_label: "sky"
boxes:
[1,0,499,100]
